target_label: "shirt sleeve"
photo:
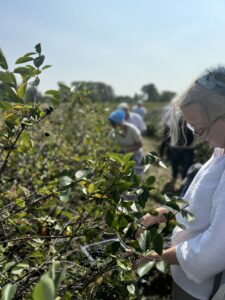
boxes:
[176,172,225,283]
[131,125,143,144]
[137,115,147,132]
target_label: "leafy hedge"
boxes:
[0,45,190,299]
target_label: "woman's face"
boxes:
[182,103,225,148]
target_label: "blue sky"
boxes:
[1,0,225,96]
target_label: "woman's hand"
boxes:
[135,207,169,239]
[133,246,179,270]
[132,251,161,270]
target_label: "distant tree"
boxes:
[72,81,115,102]
[133,93,144,102]
[115,95,133,103]
[160,91,176,102]
[141,83,160,102]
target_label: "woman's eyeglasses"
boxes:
[186,122,208,140]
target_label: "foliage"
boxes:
[141,83,160,102]
[141,83,176,103]
[0,45,187,299]
[71,81,115,102]
[160,91,176,102]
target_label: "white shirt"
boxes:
[127,112,146,133]
[171,148,225,300]
[132,106,147,119]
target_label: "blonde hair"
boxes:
[170,67,225,144]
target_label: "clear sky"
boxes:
[1,0,225,97]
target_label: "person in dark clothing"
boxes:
[170,117,195,181]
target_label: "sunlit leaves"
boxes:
[127,284,135,295]
[58,176,73,188]
[33,274,55,300]
[1,283,17,300]
[138,230,151,252]
[15,56,34,64]
[136,260,155,277]
[42,65,52,70]
[0,48,8,70]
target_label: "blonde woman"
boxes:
[137,66,225,300]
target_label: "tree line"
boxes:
[0,81,176,104]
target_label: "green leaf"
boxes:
[42,65,52,70]
[11,263,29,275]
[59,188,71,202]
[158,160,167,169]
[75,169,92,180]
[138,230,151,252]
[118,215,129,231]
[14,67,31,76]
[108,153,123,165]
[24,52,36,56]
[34,55,45,68]
[28,251,45,259]
[33,274,55,300]
[17,82,27,98]
[35,43,41,54]
[0,101,13,110]
[15,198,25,208]
[0,48,8,70]
[105,209,114,226]
[1,283,17,300]
[164,200,180,212]
[53,264,66,292]
[116,259,132,271]
[123,152,133,164]
[16,56,34,64]
[180,209,196,222]
[125,222,136,238]
[127,284,135,295]
[0,71,15,85]
[1,85,22,102]
[83,228,98,241]
[88,183,95,194]
[45,90,59,97]
[138,189,149,208]
[146,176,156,186]
[137,260,155,277]
[156,260,167,273]
[152,233,163,255]
[58,176,73,188]
[30,77,40,87]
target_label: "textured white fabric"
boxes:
[171,148,225,300]
[117,122,142,149]
[127,112,147,133]
[132,106,148,119]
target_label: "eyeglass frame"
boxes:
[186,116,223,140]
[186,122,208,140]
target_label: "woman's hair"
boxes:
[170,66,225,144]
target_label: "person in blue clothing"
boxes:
[108,109,145,176]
